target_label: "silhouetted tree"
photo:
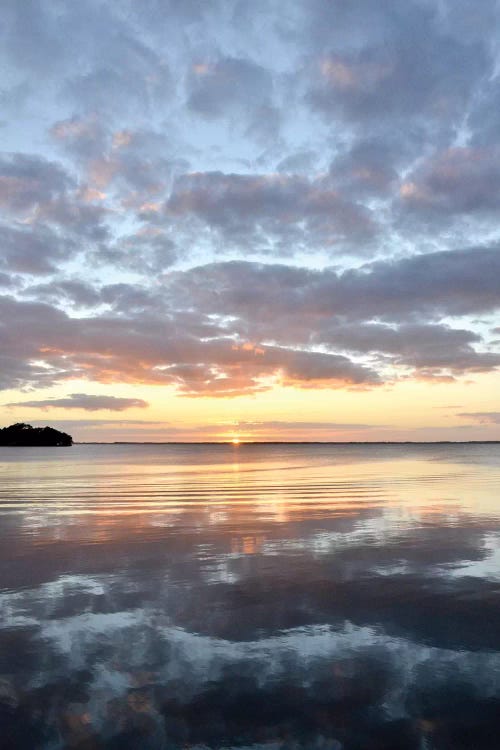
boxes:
[0,423,73,446]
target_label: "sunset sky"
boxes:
[1,0,500,442]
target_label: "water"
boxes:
[1,443,500,749]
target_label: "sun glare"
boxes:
[231,437,241,445]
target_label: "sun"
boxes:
[231,437,241,445]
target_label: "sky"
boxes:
[1,0,500,443]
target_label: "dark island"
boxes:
[0,423,73,447]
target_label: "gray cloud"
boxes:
[329,138,401,198]
[166,245,500,324]
[50,115,108,161]
[0,152,109,252]
[7,393,149,411]
[162,247,500,382]
[164,170,377,253]
[187,56,273,120]
[304,0,491,129]
[276,150,319,175]
[94,230,178,275]
[0,153,71,214]
[468,81,500,148]
[400,146,500,217]
[314,323,500,375]
[23,279,102,308]
[0,0,67,75]
[0,225,74,275]
[50,120,189,222]
[66,63,170,121]
[0,272,16,288]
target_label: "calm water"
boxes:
[1,443,500,749]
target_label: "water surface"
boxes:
[1,443,500,749]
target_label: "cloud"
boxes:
[31,419,167,428]
[216,420,383,436]
[166,245,500,324]
[23,418,384,441]
[66,63,170,120]
[314,322,500,375]
[93,229,178,274]
[50,115,107,160]
[50,119,188,227]
[276,150,319,175]
[163,170,377,253]
[162,248,500,382]
[2,239,499,396]
[23,279,102,308]
[457,412,500,425]
[0,0,67,75]
[0,152,109,250]
[7,393,149,411]
[0,295,379,396]
[0,0,499,409]
[304,0,490,130]
[0,153,71,213]
[0,225,74,275]
[186,55,283,145]
[0,272,16,288]
[188,56,273,119]
[400,146,500,217]
[328,138,401,198]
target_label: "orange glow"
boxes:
[5,368,500,443]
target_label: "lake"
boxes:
[1,443,500,749]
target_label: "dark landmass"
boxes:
[0,423,72,447]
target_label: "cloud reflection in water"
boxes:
[1,443,500,748]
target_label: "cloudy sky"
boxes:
[1,0,500,442]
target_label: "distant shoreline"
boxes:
[72,440,500,445]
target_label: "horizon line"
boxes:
[74,440,500,445]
